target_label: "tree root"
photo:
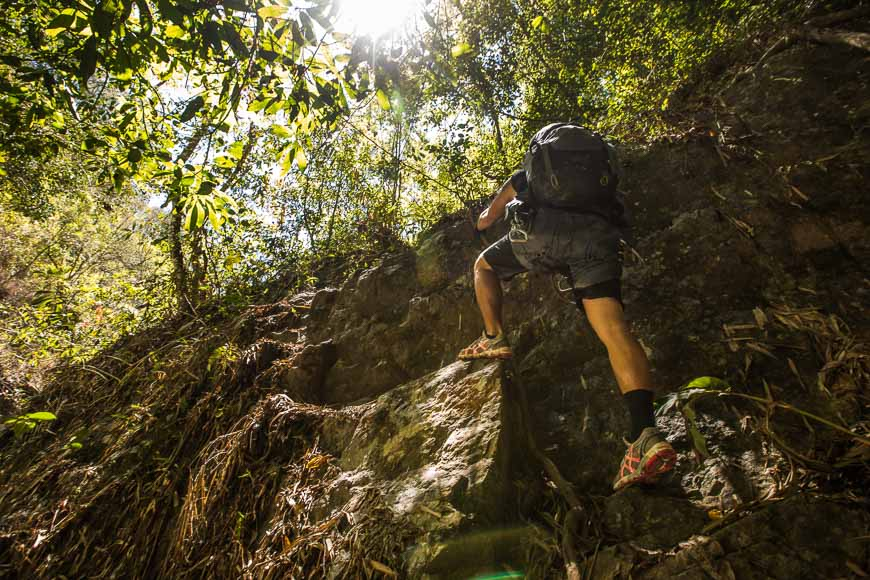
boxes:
[722,7,870,94]
[506,364,596,580]
[798,27,870,52]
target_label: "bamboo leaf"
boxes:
[26,412,57,421]
[294,146,308,171]
[375,89,391,111]
[369,559,397,577]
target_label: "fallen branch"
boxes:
[798,27,870,52]
[726,391,870,447]
[804,6,870,28]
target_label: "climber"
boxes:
[458,123,676,491]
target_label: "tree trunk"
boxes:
[170,209,190,313]
[168,119,211,314]
[487,104,504,154]
[189,229,207,305]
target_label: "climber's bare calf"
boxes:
[581,297,653,394]
[473,255,505,338]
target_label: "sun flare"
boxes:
[335,0,421,38]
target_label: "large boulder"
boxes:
[166,360,534,579]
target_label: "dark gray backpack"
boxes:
[521,123,622,219]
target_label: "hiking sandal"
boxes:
[458,332,512,360]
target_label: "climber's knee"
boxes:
[475,254,493,273]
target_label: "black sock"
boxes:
[623,389,656,441]
[485,332,497,339]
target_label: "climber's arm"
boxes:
[477,178,517,231]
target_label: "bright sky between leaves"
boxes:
[334,0,422,37]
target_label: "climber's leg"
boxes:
[581,295,652,396]
[579,292,676,490]
[457,255,513,360]
[458,237,526,360]
[474,255,504,337]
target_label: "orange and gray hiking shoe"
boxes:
[458,332,512,360]
[612,427,677,491]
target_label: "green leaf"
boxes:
[270,124,293,139]
[164,24,185,38]
[227,141,245,159]
[90,5,115,37]
[279,144,295,176]
[46,12,76,36]
[195,202,207,228]
[26,412,57,421]
[682,376,730,391]
[79,36,98,85]
[214,155,235,168]
[531,15,549,33]
[203,20,223,54]
[184,201,204,231]
[682,405,710,458]
[257,5,286,19]
[215,192,237,213]
[208,206,224,230]
[248,98,271,113]
[375,89,391,111]
[451,42,472,58]
[294,146,308,171]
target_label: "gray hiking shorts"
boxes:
[481,208,624,304]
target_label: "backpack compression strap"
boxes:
[540,143,560,190]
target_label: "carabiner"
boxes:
[509,228,529,243]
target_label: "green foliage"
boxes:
[0,180,170,365]
[0,0,365,236]
[3,411,56,437]
[0,0,816,368]
[411,0,803,141]
[657,376,732,459]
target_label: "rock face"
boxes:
[159,360,525,579]
[1,39,868,579]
